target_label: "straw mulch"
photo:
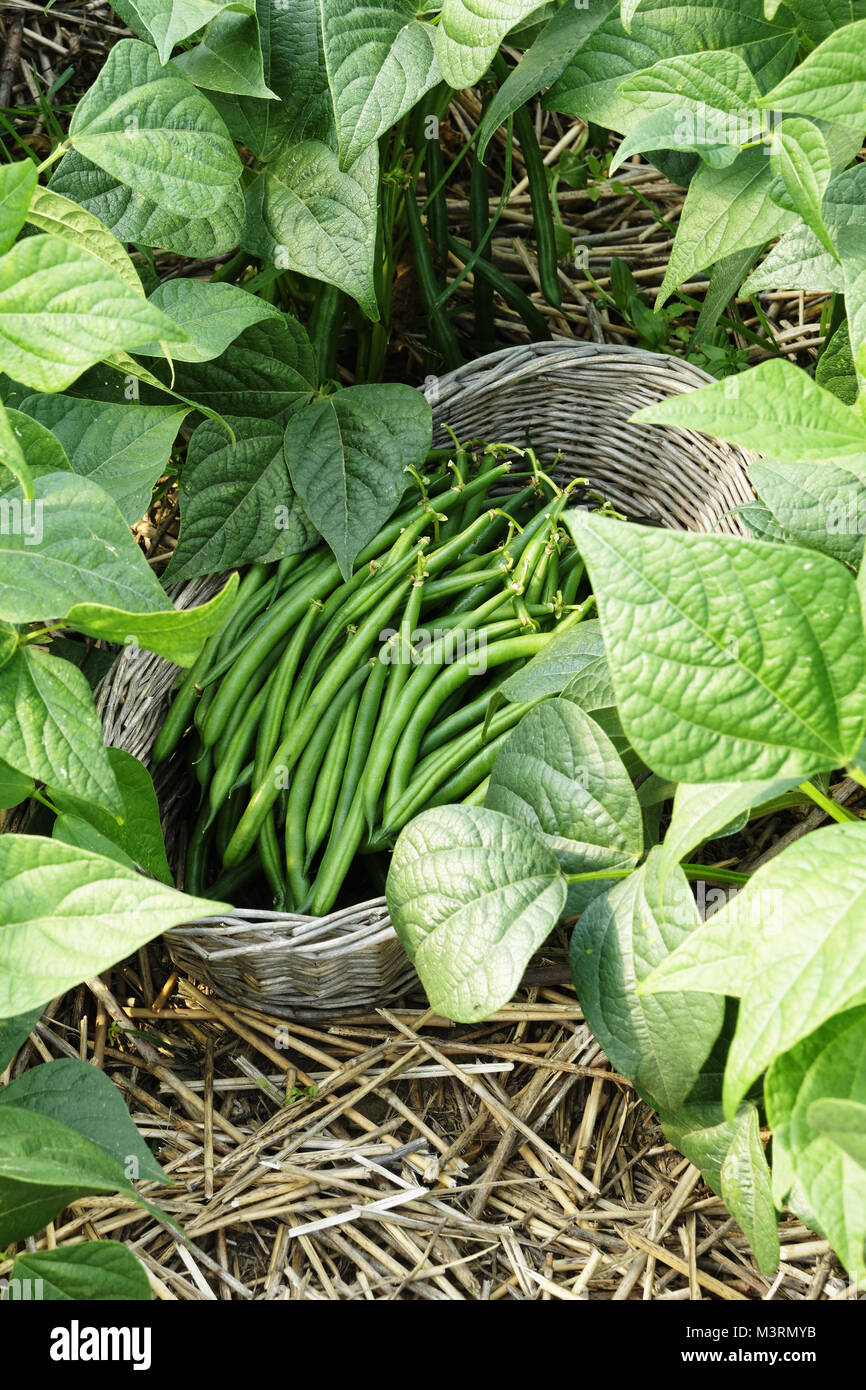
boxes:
[0,2,858,1303]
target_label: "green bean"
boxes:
[206,855,262,903]
[406,181,463,371]
[447,234,551,341]
[258,813,289,909]
[222,577,414,867]
[462,775,490,805]
[378,573,427,730]
[192,742,213,791]
[470,112,495,353]
[559,549,585,608]
[212,634,290,769]
[539,541,561,607]
[424,124,449,266]
[332,648,390,841]
[305,778,367,917]
[510,105,562,309]
[308,283,342,381]
[152,640,213,766]
[253,601,319,790]
[418,670,512,757]
[214,788,244,861]
[209,679,274,819]
[185,801,213,897]
[305,682,362,869]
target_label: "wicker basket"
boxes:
[94,343,755,1019]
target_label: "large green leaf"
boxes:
[0,235,182,393]
[781,0,866,44]
[2,408,71,491]
[69,40,242,216]
[435,0,551,88]
[25,184,143,296]
[570,850,723,1109]
[567,512,866,782]
[644,824,866,1121]
[111,0,254,64]
[0,1057,165,1181]
[768,118,836,257]
[386,804,566,1022]
[10,1242,151,1301]
[50,150,245,259]
[0,834,228,1016]
[761,18,866,127]
[18,393,188,522]
[167,414,315,581]
[632,357,866,460]
[0,161,37,257]
[0,760,34,811]
[66,576,238,668]
[170,315,317,421]
[284,383,432,578]
[173,9,275,99]
[0,400,35,499]
[750,457,866,567]
[823,165,866,369]
[766,1007,866,1282]
[244,141,379,319]
[743,223,845,296]
[51,748,172,886]
[0,647,123,817]
[657,777,801,881]
[485,699,643,913]
[817,322,859,406]
[499,619,613,708]
[139,279,283,362]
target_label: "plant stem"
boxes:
[847,764,866,791]
[565,863,749,886]
[36,142,68,175]
[799,780,860,823]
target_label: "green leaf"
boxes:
[10,1242,151,1301]
[658,149,794,306]
[111,0,254,65]
[660,1102,742,1194]
[0,399,34,499]
[823,166,866,370]
[0,235,183,394]
[613,51,762,170]
[743,223,845,296]
[658,777,801,880]
[485,699,643,913]
[817,321,858,405]
[781,0,866,44]
[284,383,432,578]
[570,850,724,1109]
[166,414,315,581]
[25,184,144,296]
[0,647,122,816]
[244,141,379,319]
[50,149,245,259]
[0,161,37,257]
[1,408,71,497]
[69,39,242,216]
[567,512,866,782]
[750,457,866,566]
[0,1057,165,1181]
[139,279,283,363]
[435,0,551,88]
[632,357,866,460]
[766,1006,866,1281]
[18,394,187,523]
[66,574,238,667]
[719,1104,780,1274]
[0,834,229,1016]
[386,804,566,1022]
[170,314,317,421]
[476,0,619,161]
[51,748,172,886]
[646,824,866,1122]
[0,759,33,811]
[0,1105,153,1246]
[768,118,836,258]
[761,18,866,128]
[0,1006,44,1073]
[172,10,276,99]
[499,619,612,707]
[320,0,440,170]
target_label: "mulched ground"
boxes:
[0,1,859,1302]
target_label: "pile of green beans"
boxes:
[154,445,595,916]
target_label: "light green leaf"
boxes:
[570,850,723,1109]
[25,184,144,295]
[1,408,71,495]
[139,279,282,363]
[658,149,794,306]
[50,149,245,259]
[499,619,612,707]
[170,314,317,421]
[719,1104,780,1274]
[823,166,866,370]
[0,834,229,1016]
[769,118,836,258]
[660,1102,745,1196]
[0,1006,44,1073]
[612,108,743,171]
[0,1056,165,1181]
[51,748,172,886]
[780,0,866,44]
[172,10,276,99]
[0,235,182,393]
[743,223,844,296]
[658,777,801,880]
[816,322,858,405]
[567,512,866,781]
[0,399,34,499]
[111,0,254,64]
[0,161,37,257]
[632,357,866,460]
[244,141,379,319]
[766,1006,866,1282]
[386,804,566,1022]
[0,646,122,816]
[284,383,432,578]
[0,759,33,810]
[10,1242,151,1301]
[761,18,866,127]
[66,575,238,667]
[321,0,440,170]
[616,49,762,162]
[167,414,315,581]
[485,699,643,914]
[435,0,551,88]
[69,40,242,215]
[18,394,187,522]
[750,457,866,566]
[808,1098,866,1170]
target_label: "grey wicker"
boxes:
[93,342,756,1019]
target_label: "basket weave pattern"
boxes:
[93,344,755,1019]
